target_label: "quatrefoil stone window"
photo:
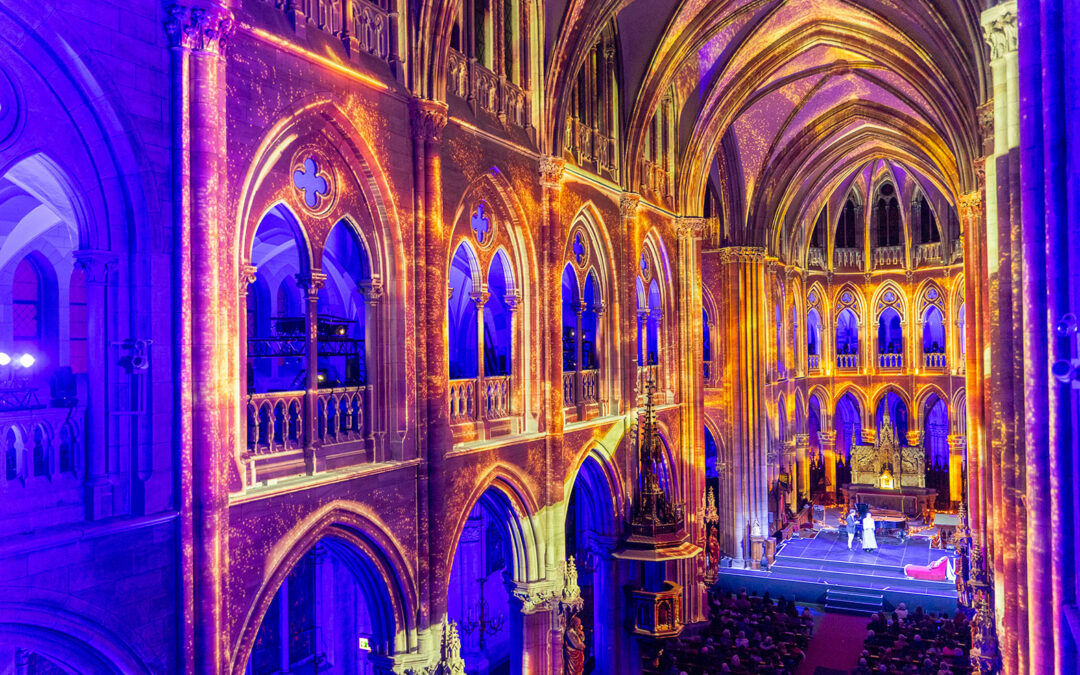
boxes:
[293,157,329,209]
[471,203,491,245]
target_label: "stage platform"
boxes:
[716,531,958,616]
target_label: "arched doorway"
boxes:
[447,487,536,675]
[565,454,620,674]
[246,537,399,675]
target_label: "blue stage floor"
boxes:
[716,530,959,614]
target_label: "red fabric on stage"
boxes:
[903,555,949,580]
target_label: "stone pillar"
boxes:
[359,277,384,457]
[73,250,116,520]
[166,4,233,672]
[409,97,447,632]
[717,247,768,563]
[1016,0,1077,670]
[982,4,1020,669]
[507,582,557,675]
[505,290,522,416]
[297,272,326,472]
[818,430,837,495]
[794,433,811,502]
[472,290,489,418]
[539,156,567,432]
[947,435,965,506]
[619,194,641,411]
[676,217,706,620]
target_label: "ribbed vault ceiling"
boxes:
[541,0,988,260]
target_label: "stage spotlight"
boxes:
[0,353,9,366]
[18,353,34,368]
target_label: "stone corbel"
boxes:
[508,579,559,615]
[359,275,385,306]
[675,217,706,241]
[73,250,118,286]
[295,272,327,298]
[539,155,565,189]
[409,98,449,143]
[165,4,234,53]
[620,193,641,221]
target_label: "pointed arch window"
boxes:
[874,183,902,249]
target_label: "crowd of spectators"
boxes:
[852,603,973,675]
[644,589,813,675]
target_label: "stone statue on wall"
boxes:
[564,616,586,675]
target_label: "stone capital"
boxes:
[240,264,258,285]
[409,98,449,143]
[538,155,565,189]
[675,217,706,241]
[620,193,641,220]
[469,290,490,308]
[504,289,522,311]
[507,579,558,615]
[717,246,766,264]
[73,250,118,285]
[359,276,384,306]
[165,4,234,53]
[981,2,1017,61]
[295,272,327,296]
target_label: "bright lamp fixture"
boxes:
[18,353,34,368]
[0,353,9,366]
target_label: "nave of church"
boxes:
[0,0,1076,673]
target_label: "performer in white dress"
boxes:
[862,512,878,552]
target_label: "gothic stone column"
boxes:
[73,250,117,519]
[982,3,1020,670]
[717,247,769,565]
[166,4,233,672]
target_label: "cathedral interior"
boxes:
[0,0,1076,673]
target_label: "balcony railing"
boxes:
[836,353,858,370]
[834,247,863,270]
[446,49,531,128]
[563,369,601,408]
[914,242,943,267]
[270,0,392,64]
[1,405,84,483]
[808,354,820,370]
[879,353,904,369]
[316,388,366,443]
[449,376,512,423]
[923,352,947,369]
[873,245,904,268]
[246,390,305,453]
[562,371,576,406]
[581,369,599,402]
[808,248,826,270]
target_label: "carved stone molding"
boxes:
[620,193,641,220]
[538,155,565,189]
[165,5,234,53]
[508,580,558,615]
[676,217,706,240]
[409,98,449,143]
[359,276,384,306]
[981,3,1017,61]
[295,272,327,297]
[73,250,118,285]
[717,246,766,263]
[240,264,258,286]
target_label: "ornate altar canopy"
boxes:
[843,406,936,517]
[850,406,925,489]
